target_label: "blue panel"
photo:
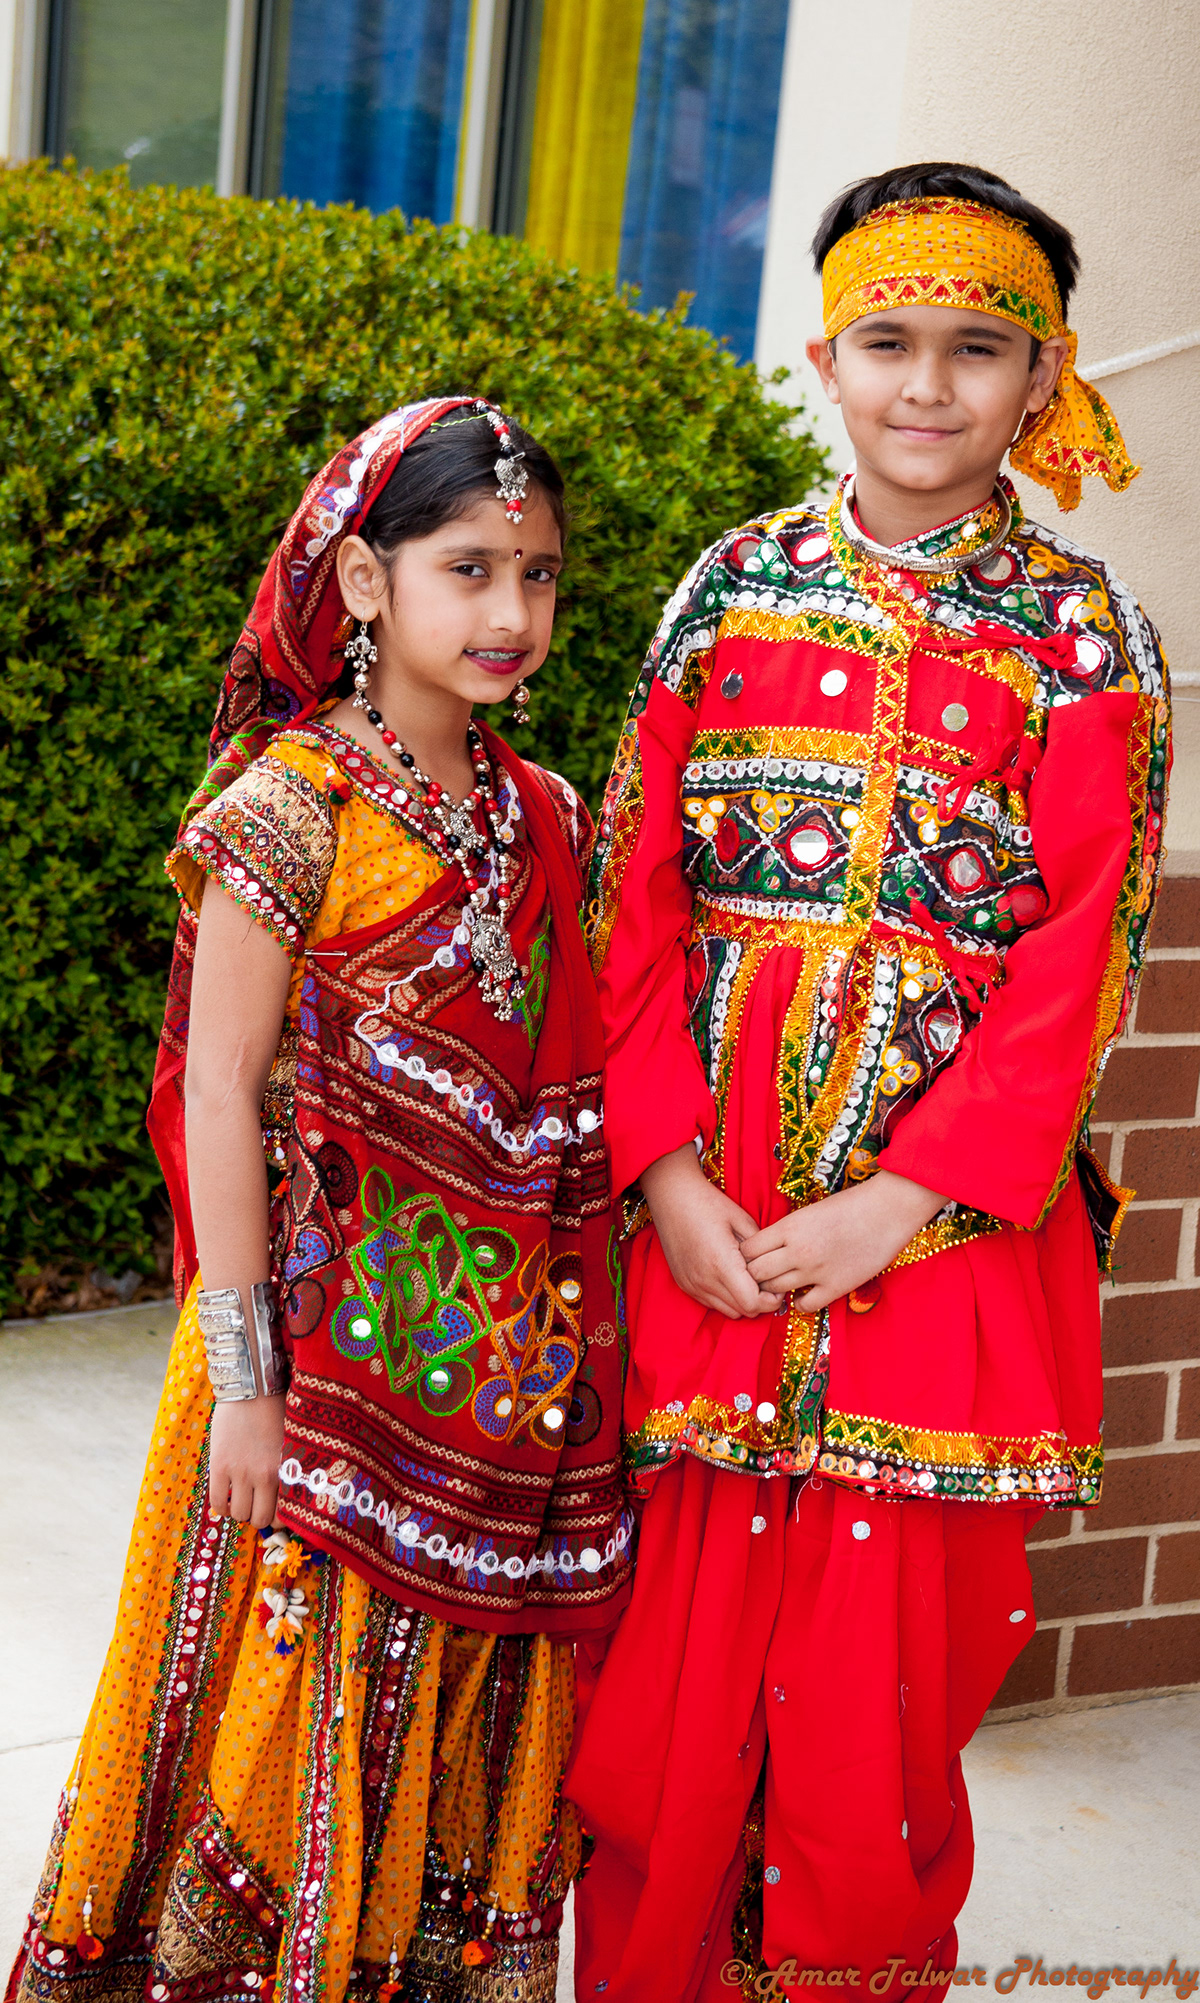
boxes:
[619,0,790,361]
[277,0,471,220]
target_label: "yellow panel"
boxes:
[452,0,484,223]
[524,0,647,274]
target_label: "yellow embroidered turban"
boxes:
[821,197,1139,512]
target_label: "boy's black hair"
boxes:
[810,162,1079,314]
[361,401,567,562]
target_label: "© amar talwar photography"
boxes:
[0,0,1197,1996]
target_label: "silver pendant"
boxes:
[468,907,519,1021]
[448,801,479,850]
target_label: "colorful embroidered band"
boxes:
[821,196,1139,512]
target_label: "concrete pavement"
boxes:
[2,1304,1197,1988]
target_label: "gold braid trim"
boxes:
[820,1407,1103,1503]
[902,729,977,770]
[463,1936,559,2001]
[689,723,873,767]
[587,724,644,973]
[886,1208,1004,1268]
[842,631,908,929]
[627,1301,824,1476]
[823,1409,1076,1467]
[953,645,1040,707]
[704,942,769,1187]
[779,943,877,1201]
[719,602,884,660]
[692,897,855,950]
[775,940,828,1188]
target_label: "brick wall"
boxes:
[992,875,1200,1716]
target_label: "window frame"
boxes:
[40,0,257,190]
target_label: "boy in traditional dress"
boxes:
[568,163,1168,1996]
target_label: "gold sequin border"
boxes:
[704,941,769,1187]
[626,1303,824,1481]
[818,1408,1102,1505]
[774,942,827,1186]
[691,895,853,951]
[888,1208,1005,1268]
[781,944,877,1200]
[718,602,882,660]
[587,723,644,973]
[688,723,873,769]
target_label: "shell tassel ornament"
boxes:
[76,1885,104,1961]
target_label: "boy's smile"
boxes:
[806,304,1069,546]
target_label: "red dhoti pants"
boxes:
[568,1458,1038,2001]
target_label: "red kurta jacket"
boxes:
[587,481,1169,1509]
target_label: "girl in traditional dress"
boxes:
[10,396,630,2003]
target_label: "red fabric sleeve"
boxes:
[878,691,1145,1227]
[595,681,716,1192]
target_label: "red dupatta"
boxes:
[149,400,631,1635]
[150,397,483,1275]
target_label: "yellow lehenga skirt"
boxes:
[11,1293,579,2003]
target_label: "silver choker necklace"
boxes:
[838,475,1012,577]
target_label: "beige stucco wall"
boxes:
[758,0,1200,865]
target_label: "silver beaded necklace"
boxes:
[345,626,521,1020]
[838,472,1013,577]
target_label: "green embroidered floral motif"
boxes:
[738,536,791,584]
[518,917,552,1051]
[330,1170,519,1415]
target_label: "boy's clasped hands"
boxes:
[640,1139,947,1318]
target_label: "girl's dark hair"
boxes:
[361,403,567,562]
[810,162,1079,313]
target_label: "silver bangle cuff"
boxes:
[197,1283,289,1401]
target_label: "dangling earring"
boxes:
[346,620,377,709]
[511,679,531,728]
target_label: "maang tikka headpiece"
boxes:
[477,401,529,523]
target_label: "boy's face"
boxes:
[806,306,1068,500]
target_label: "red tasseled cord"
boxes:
[906,893,1000,1014]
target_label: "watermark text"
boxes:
[719,1959,1199,2000]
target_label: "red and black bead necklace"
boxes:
[361,699,521,1017]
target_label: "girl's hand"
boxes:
[208,1396,286,1529]
[739,1170,947,1312]
[641,1142,783,1320]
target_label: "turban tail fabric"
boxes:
[821,197,1140,513]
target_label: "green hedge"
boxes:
[0,161,829,1307]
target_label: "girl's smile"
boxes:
[466,645,530,675]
